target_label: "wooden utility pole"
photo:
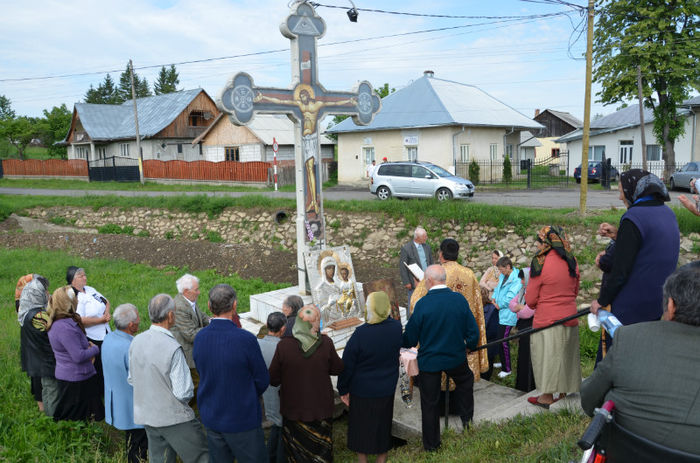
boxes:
[129,59,145,185]
[579,0,595,216]
[637,65,647,171]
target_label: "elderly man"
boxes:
[258,312,287,463]
[399,227,434,301]
[129,294,208,463]
[581,263,700,456]
[102,303,147,463]
[171,274,209,404]
[403,265,479,452]
[411,239,489,381]
[193,284,269,463]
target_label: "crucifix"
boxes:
[218,1,381,291]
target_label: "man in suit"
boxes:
[399,227,433,301]
[102,303,148,463]
[581,263,700,455]
[193,284,269,462]
[171,274,209,407]
[402,265,479,452]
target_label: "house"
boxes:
[325,71,544,185]
[556,99,699,175]
[63,89,219,162]
[533,109,581,160]
[192,113,335,164]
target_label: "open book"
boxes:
[404,262,424,281]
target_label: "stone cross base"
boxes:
[245,285,408,350]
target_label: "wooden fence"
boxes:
[2,159,88,177]
[143,160,270,183]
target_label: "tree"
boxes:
[502,155,512,184]
[594,0,700,179]
[374,83,395,98]
[117,64,151,102]
[84,74,120,104]
[37,104,72,159]
[154,65,181,95]
[325,83,395,140]
[0,95,15,120]
[0,116,39,159]
[468,159,480,185]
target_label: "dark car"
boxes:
[573,162,619,184]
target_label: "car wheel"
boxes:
[670,178,676,191]
[376,186,391,200]
[436,188,453,201]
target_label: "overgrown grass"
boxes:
[0,146,51,159]
[0,248,593,462]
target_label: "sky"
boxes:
[0,0,611,122]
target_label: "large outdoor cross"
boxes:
[218,1,381,290]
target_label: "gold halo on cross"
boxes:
[294,83,315,102]
[317,249,340,273]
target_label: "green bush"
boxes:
[49,216,67,225]
[136,229,150,238]
[97,224,134,235]
[468,159,480,185]
[503,156,513,184]
[205,230,224,243]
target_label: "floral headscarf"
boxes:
[620,169,670,205]
[531,226,577,278]
[48,285,84,333]
[17,275,49,326]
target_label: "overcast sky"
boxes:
[1,0,612,121]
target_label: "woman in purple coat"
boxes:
[47,286,104,422]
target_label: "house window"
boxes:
[490,144,498,161]
[199,144,203,156]
[619,140,633,164]
[225,146,240,161]
[362,147,375,168]
[406,146,418,162]
[506,144,513,159]
[460,144,470,162]
[97,147,106,159]
[646,145,662,161]
[120,143,130,157]
[588,145,605,161]
[189,110,206,127]
[177,144,183,154]
[76,146,88,159]
[551,148,560,158]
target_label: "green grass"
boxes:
[0,146,52,160]
[0,248,594,462]
[97,224,134,235]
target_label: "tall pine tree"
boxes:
[154,65,180,95]
[117,63,151,102]
[84,74,120,104]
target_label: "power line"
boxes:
[312,3,584,18]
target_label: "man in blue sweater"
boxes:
[403,264,480,452]
[193,284,270,463]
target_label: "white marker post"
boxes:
[273,137,279,191]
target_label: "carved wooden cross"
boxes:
[218,1,381,289]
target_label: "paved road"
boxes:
[0,186,687,210]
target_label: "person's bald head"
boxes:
[424,264,446,290]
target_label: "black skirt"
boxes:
[347,395,394,455]
[53,375,104,422]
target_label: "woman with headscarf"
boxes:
[525,226,581,408]
[67,266,111,394]
[337,291,402,463]
[47,285,104,421]
[18,275,56,414]
[268,305,343,463]
[479,249,504,294]
[589,170,680,361]
[508,268,536,392]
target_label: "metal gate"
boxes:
[455,150,570,189]
[88,156,140,182]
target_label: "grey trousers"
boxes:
[41,377,59,418]
[144,419,209,463]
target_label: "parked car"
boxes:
[370,161,475,201]
[573,162,619,184]
[669,162,700,190]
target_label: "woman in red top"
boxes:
[525,225,581,408]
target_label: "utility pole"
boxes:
[579,0,595,216]
[129,59,144,185]
[637,65,647,171]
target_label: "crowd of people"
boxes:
[14,167,699,461]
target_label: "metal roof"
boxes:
[540,109,582,128]
[73,89,205,141]
[683,95,700,106]
[326,74,543,134]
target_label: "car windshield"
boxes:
[425,164,452,177]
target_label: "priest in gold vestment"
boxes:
[410,238,489,380]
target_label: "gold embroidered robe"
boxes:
[410,261,489,380]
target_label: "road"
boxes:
[0,186,687,210]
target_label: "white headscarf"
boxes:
[17,276,49,326]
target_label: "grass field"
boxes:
[1,248,592,462]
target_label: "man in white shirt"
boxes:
[366,159,376,178]
[128,293,208,463]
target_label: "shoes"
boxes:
[493,362,502,369]
[497,371,511,378]
[527,396,550,409]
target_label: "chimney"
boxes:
[424,70,434,78]
[534,109,541,118]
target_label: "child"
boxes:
[480,287,500,381]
